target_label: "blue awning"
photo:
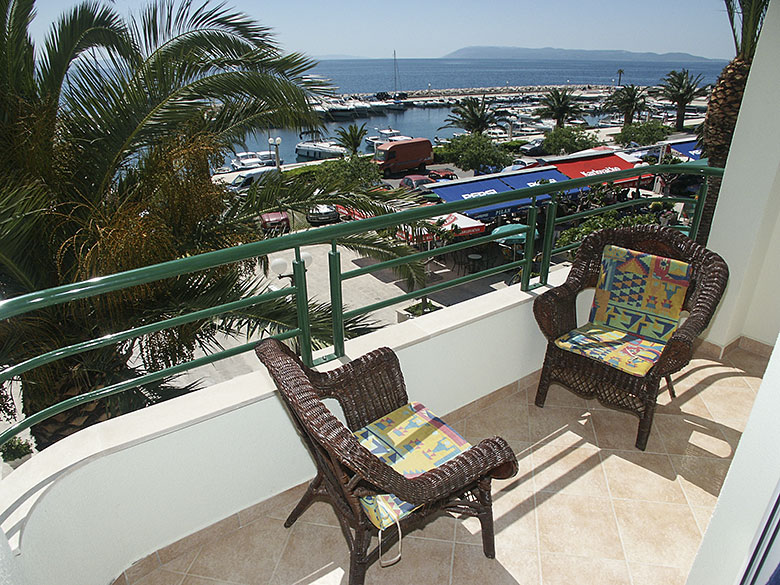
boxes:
[670,140,702,160]
[429,169,580,220]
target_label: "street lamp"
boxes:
[269,252,313,287]
[268,136,282,170]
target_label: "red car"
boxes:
[400,175,435,190]
[427,168,459,181]
[260,211,290,234]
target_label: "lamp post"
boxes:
[268,136,282,170]
[269,252,314,288]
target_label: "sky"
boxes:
[29,0,736,61]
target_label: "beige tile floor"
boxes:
[116,347,767,585]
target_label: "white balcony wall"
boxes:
[0,269,576,585]
[705,0,780,350]
[688,2,780,583]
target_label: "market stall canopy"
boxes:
[554,152,650,184]
[669,140,702,160]
[490,223,539,245]
[428,168,578,220]
[397,212,485,243]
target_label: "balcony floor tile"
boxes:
[120,349,763,585]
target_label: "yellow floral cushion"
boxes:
[555,322,667,377]
[590,245,691,343]
[352,402,471,530]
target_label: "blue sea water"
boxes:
[236,58,727,165]
[310,58,727,95]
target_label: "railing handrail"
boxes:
[0,163,723,449]
[0,163,720,322]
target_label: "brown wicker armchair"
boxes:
[255,338,518,585]
[534,225,729,450]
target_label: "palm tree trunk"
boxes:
[696,56,752,245]
[675,103,686,132]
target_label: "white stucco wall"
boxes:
[688,2,780,584]
[705,0,780,349]
[0,269,571,585]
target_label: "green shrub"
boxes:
[499,139,529,154]
[556,210,658,250]
[1,437,33,462]
[541,127,603,155]
[613,121,672,147]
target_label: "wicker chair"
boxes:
[534,225,729,450]
[255,339,518,585]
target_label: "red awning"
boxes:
[555,154,650,184]
[397,213,486,243]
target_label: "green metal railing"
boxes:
[0,163,723,448]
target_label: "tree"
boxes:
[613,121,673,147]
[436,134,511,173]
[696,0,770,245]
[617,69,625,86]
[535,88,583,128]
[0,0,417,448]
[605,85,647,128]
[439,96,504,134]
[660,69,707,131]
[334,123,367,156]
[541,127,603,155]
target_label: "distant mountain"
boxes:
[443,46,725,63]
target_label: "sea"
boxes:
[235,58,727,165]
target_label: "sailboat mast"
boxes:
[393,49,398,95]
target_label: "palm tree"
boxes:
[660,69,707,131]
[535,88,583,128]
[617,69,625,86]
[439,96,504,134]
[605,85,647,128]
[334,123,367,156]
[696,0,770,245]
[0,0,420,448]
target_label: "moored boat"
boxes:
[295,139,348,160]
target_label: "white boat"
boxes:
[231,150,278,170]
[344,99,372,117]
[295,140,348,160]
[323,99,355,119]
[364,128,413,150]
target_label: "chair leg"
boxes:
[665,374,676,399]
[535,359,553,408]
[635,401,658,451]
[476,478,496,559]
[348,525,371,585]
[284,472,322,528]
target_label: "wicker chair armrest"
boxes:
[386,437,518,506]
[308,347,409,430]
[534,282,581,341]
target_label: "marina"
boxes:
[228,83,708,166]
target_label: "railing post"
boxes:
[521,201,538,291]
[689,178,708,241]
[329,241,345,358]
[292,248,313,366]
[540,195,558,287]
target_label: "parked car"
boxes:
[427,168,459,181]
[306,204,340,225]
[400,175,435,191]
[260,211,290,234]
[519,138,545,156]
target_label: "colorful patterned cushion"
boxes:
[555,322,667,377]
[352,402,471,530]
[590,245,691,344]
